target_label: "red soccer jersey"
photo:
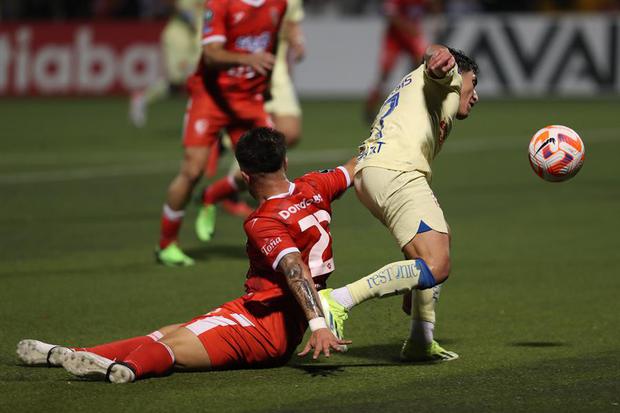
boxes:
[243,167,352,299]
[384,0,431,21]
[198,0,287,97]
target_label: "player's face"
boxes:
[456,71,478,120]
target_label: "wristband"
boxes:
[308,317,327,332]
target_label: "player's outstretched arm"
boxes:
[424,45,456,79]
[278,253,351,359]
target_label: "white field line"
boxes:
[0,128,617,185]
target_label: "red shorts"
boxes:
[380,29,427,74]
[182,295,306,369]
[182,75,273,148]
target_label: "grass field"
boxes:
[1,97,619,412]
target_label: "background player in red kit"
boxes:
[157,0,288,266]
[17,128,354,383]
[364,0,440,122]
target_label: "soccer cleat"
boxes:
[400,339,459,363]
[129,91,146,128]
[155,243,195,267]
[16,339,73,367]
[195,204,216,242]
[63,351,135,383]
[221,198,254,219]
[318,288,349,351]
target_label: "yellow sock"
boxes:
[411,286,441,323]
[345,259,437,306]
[409,286,442,344]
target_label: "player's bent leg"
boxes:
[160,327,211,371]
[402,230,451,284]
[330,258,439,312]
[400,232,457,362]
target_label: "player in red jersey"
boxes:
[157,0,288,266]
[364,0,440,122]
[16,128,353,383]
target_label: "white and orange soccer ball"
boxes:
[528,125,585,182]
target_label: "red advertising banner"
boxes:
[0,21,166,96]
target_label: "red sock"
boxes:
[122,341,175,379]
[75,331,163,361]
[159,204,184,249]
[203,176,237,205]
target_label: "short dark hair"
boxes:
[235,127,286,174]
[448,47,479,77]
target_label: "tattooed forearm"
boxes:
[279,253,324,321]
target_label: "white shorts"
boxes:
[354,167,448,249]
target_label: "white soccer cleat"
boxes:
[129,91,146,128]
[16,339,73,367]
[63,351,135,384]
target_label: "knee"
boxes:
[284,130,302,148]
[180,161,204,184]
[426,256,451,284]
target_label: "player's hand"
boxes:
[297,328,352,360]
[242,51,275,76]
[288,39,305,63]
[427,48,455,78]
[402,291,412,315]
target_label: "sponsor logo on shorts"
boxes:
[278,195,323,220]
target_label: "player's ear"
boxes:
[283,157,288,172]
[240,170,251,185]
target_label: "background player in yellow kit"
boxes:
[319,45,479,362]
[129,0,203,128]
[265,0,306,147]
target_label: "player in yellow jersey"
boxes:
[318,45,479,362]
[265,0,306,146]
[129,0,203,127]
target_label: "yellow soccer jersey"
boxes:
[275,0,304,68]
[356,64,463,181]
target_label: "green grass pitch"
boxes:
[0,97,618,412]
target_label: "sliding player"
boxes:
[320,45,479,362]
[16,128,353,382]
[156,0,287,266]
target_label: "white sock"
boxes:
[163,204,184,221]
[409,320,434,345]
[330,287,355,311]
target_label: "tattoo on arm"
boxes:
[279,253,324,321]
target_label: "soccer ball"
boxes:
[528,125,585,182]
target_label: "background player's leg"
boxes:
[272,114,302,148]
[158,146,209,265]
[365,34,401,123]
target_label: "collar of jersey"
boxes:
[266,181,295,200]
